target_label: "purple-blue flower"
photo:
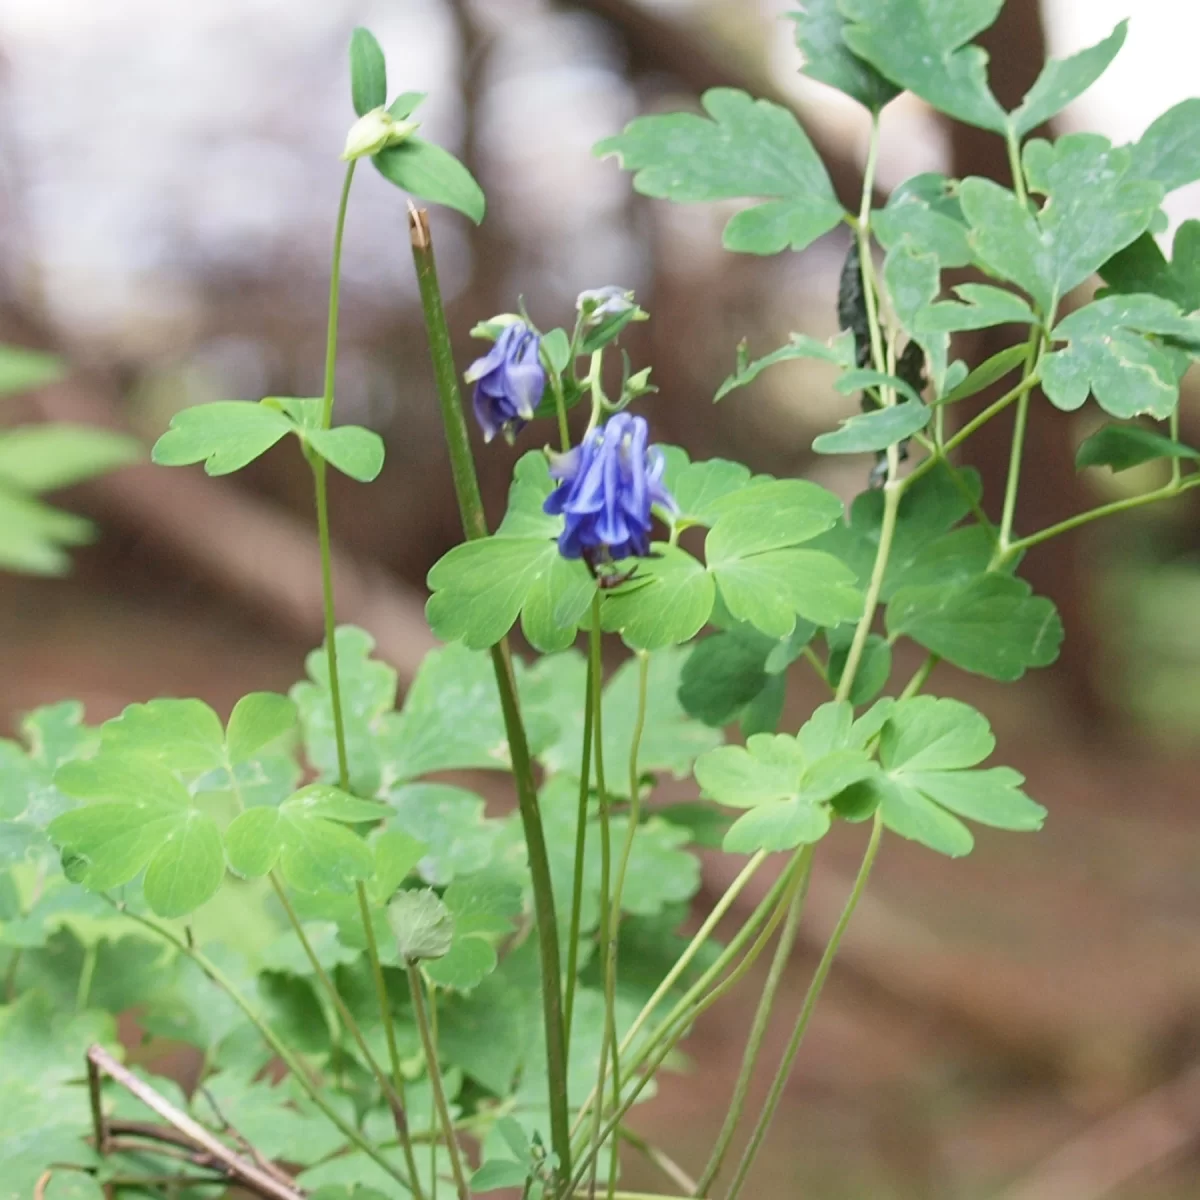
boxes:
[464,321,546,443]
[543,413,676,561]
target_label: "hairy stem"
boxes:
[409,205,571,1185]
[724,814,885,1200]
[407,966,470,1200]
[693,845,815,1194]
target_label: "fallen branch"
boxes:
[86,1044,306,1200]
[1002,1060,1200,1200]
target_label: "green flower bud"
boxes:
[341,108,419,161]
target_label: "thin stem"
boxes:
[1170,407,1183,487]
[694,845,815,1195]
[997,390,1032,555]
[939,370,1042,457]
[114,902,408,1188]
[834,480,901,703]
[899,654,939,700]
[551,374,571,453]
[566,863,807,1193]
[564,649,596,1044]
[586,602,615,1199]
[618,1128,698,1196]
[856,119,887,387]
[270,875,424,1193]
[407,965,470,1200]
[1004,476,1200,557]
[76,943,98,1014]
[410,206,571,1186]
[1006,126,1028,208]
[799,645,829,689]
[724,814,885,1200]
[313,461,350,789]
[321,161,356,431]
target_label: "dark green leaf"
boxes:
[789,0,900,111]
[840,0,1007,131]
[826,631,892,704]
[887,573,1063,681]
[1099,221,1200,312]
[937,343,1029,405]
[349,28,387,117]
[874,174,972,269]
[1075,422,1200,472]
[471,1161,529,1192]
[917,284,1036,334]
[714,331,854,402]
[813,398,930,454]
[1009,22,1127,137]
[833,369,924,408]
[595,87,845,255]
[374,138,486,225]
[151,401,292,476]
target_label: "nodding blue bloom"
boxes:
[464,321,546,443]
[543,413,676,562]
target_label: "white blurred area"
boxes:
[0,0,1197,391]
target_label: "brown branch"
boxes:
[86,1045,306,1200]
[1003,1060,1200,1200]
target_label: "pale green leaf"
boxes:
[305,426,385,482]
[0,426,140,493]
[151,401,293,475]
[813,399,930,454]
[714,331,855,402]
[598,544,715,650]
[389,888,453,962]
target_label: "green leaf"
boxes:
[1129,98,1200,193]
[224,784,384,894]
[659,448,753,526]
[714,331,854,402]
[0,488,95,576]
[840,0,1007,131]
[389,92,426,121]
[389,888,453,962]
[961,134,1163,314]
[305,426,385,482]
[536,647,721,796]
[151,401,293,475]
[374,138,486,224]
[1099,222,1200,312]
[598,545,715,650]
[1075,422,1200,473]
[874,174,973,269]
[427,452,595,652]
[874,697,1046,855]
[833,368,924,408]
[0,426,140,493]
[0,344,64,397]
[695,710,877,853]
[423,875,522,991]
[937,343,1030,405]
[349,27,387,117]
[1009,22,1127,137]
[99,697,225,773]
[386,784,502,887]
[813,399,930,455]
[541,327,571,374]
[1041,294,1200,419]
[826,631,892,704]
[595,87,845,255]
[678,628,777,727]
[887,573,1063,681]
[50,756,224,916]
[789,0,900,112]
[471,1161,529,1192]
[917,284,1036,334]
[225,693,297,763]
[705,478,845,558]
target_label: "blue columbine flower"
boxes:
[543,412,676,561]
[464,320,546,443]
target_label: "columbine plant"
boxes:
[4,6,1200,1200]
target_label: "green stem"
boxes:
[724,814,885,1200]
[618,1128,698,1196]
[407,965,470,1200]
[410,205,571,1186]
[321,161,356,431]
[997,390,1032,556]
[566,863,806,1193]
[115,902,408,1188]
[1006,126,1028,208]
[76,943,98,1014]
[856,119,886,381]
[271,874,424,1194]
[313,460,350,790]
[1003,476,1200,557]
[693,845,815,1195]
[939,370,1042,458]
[834,480,901,704]
[899,654,939,700]
[1171,407,1183,487]
[586,602,615,1199]
[551,374,571,453]
[800,645,829,688]
[564,649,596,1045]
[3,948,21,1002]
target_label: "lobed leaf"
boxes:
[789,0,900,112]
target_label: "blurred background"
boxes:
[2,0,1200,1196]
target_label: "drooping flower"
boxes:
[576,285,637,326]
[543,412,676,562]
[464,321,546,443]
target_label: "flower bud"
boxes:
[341,108,419,161]
[576,285,638,327]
